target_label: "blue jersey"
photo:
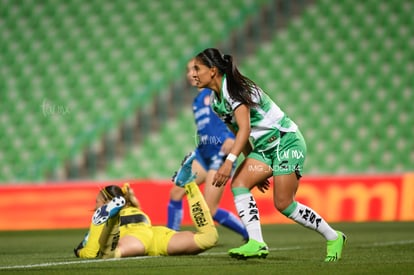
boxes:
[193,88,234,159]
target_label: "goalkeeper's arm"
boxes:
[74,223,104,258]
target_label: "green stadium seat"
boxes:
[1,0,412,182]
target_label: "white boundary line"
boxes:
[364,239,414,247]
[0,256,155,270]
[1,240,413,270]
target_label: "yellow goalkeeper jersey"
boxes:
[78,206,152,258]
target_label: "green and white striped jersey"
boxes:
[210,75,298,152]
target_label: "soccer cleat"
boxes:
[325,231,347,262]
[228,239,269,259]
[92,196,126,225]
[172,151,197,187]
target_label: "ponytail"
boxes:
[196,48,260,107]
[100,183,140,208]
[121,183,140,208]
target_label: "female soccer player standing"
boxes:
[191,48,346,261]
[167,59,248,241]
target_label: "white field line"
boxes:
[365,239,414,247]
[1,240,413,270]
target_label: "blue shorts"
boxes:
[194,149,225,171]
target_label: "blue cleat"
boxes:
[172,151,197,187]
[92,196,126,225]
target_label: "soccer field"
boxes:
[0,222,413,274]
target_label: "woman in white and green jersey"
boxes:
[191,48,346,262]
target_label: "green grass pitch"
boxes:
[0,222,413,274]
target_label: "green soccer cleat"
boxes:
[228,239,269,259]
[325,231,347,262]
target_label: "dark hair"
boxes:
[100,183,140,208]
[100,185,124,201]
[196,48,259,107]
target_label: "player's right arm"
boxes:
[225,123,252,157]
[75,223,104,258]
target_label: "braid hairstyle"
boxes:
[196,48,260,107]
[121,183,140,208]
[100,183,140,208]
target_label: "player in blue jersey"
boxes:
[191,48,346,261]
[167,59,249,240]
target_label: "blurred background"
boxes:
[0,0,413,184]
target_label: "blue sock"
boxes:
[213,208,249,240]
[167,199,183,230]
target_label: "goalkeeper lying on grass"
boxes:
[74,152,218,258]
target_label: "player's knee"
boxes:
[194,227,218,250]
[274,197,294,212]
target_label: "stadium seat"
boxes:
[1,0,412,182]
